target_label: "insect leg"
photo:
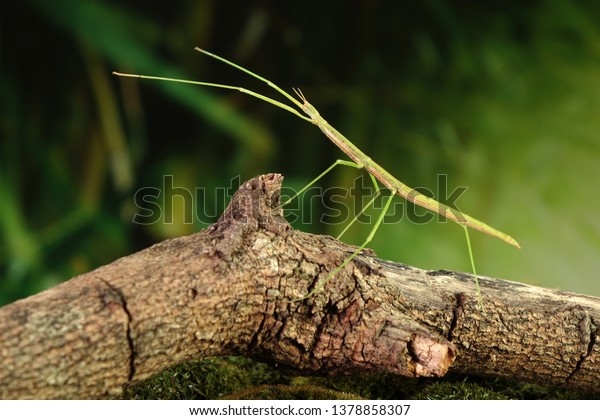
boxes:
[279,160,362,208]
[294,191,395,301]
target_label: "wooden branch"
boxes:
[1,174,598,399]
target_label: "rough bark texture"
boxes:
[1,174,598,399]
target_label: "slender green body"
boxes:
[301,101,521,249]
[114,47,520,250]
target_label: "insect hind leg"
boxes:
[292,191,395,301]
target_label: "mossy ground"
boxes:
[123,356,598,400]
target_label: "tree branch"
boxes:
[1,174,598,399]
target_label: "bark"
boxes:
[0,174,598,399]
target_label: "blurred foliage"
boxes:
[2,0,600,307]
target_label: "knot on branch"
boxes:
[213,173,289,235]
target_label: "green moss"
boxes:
[413,379,509,400]
[222,384,361,400]
[123,356,286,399]
[291,373,424,400]
[124,357,600,400]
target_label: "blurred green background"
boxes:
[2,0,600,306]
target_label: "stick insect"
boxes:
[114,48,520,304]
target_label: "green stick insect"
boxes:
[114,48,520,305]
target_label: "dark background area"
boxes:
[2,0,600,306]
